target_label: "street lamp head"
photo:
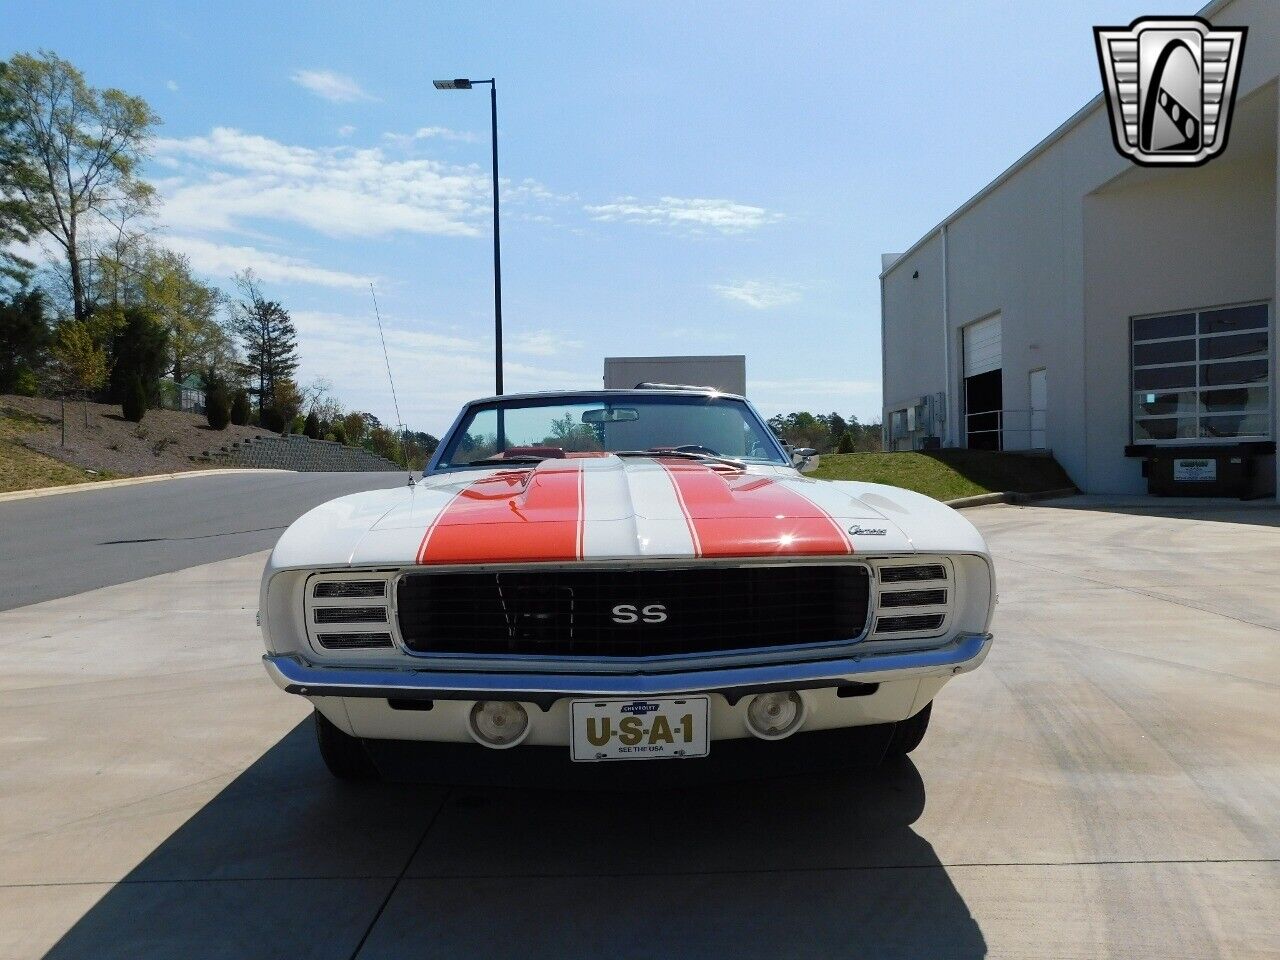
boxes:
[433,78,473,90]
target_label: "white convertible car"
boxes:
[258,387,995,778]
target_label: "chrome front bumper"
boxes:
[263,632,993,710]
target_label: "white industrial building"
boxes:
[880,0,1277,497]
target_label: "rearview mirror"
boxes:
[582,408,638,423]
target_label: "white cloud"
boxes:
[713,280,801,310]
[153,127,490,238]
[166,80,179,92]
[510,330,584,357]
[413,126,478,143]
[337,124,356,137]
[290,69,376,103]
[166,236,371,290]
[288,310,595,432]
[584,196,782,234]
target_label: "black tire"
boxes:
[885,702,932,758]
[313,709,379,780]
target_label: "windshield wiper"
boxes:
[463,455,548,466]
[613,450,745,469]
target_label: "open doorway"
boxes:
[965,370,1003,449]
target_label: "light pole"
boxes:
[433,77,503,396]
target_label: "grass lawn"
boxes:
[0,407,118,493]
[810,448,1075,502]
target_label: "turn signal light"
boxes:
[468,701,530,749]
[745,691,805,740]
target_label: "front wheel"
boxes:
[885,702,932,758]
[313,709,379,780]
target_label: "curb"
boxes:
[0,468,293,504]
[945,487,1078,509]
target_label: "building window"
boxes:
[1131,303,1271,444]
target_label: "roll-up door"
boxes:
[963,314,1002,377]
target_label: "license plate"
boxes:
[570,697,710,762]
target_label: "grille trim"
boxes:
[879,588,947,608]
[395,564,872,661]
[880,564,947,584]
[316,632,395,650]
[314,580,387,599]
[875,614,946,634]
[314,606,388,624]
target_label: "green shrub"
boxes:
[290,414,305,435]
[229,389,251,426]
[13,363,38,396]
[329,420,348,445]
[205,383,230,430]
[259,405,286,433]
[836,431,855,454]
[303,410,321,439]
[122,374,147,423]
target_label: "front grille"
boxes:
[314,580,386,599]
[396,565,870,659]
[875,614,945,634]
[879,588,947,608]
[316,632,394,650]
[880,564,946,584]
[314,606,388,624]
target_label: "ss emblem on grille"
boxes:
[611,603,668,624]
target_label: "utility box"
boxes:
[604,355,746,395]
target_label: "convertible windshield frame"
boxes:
[427,391,791,473]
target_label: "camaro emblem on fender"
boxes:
[848,525,887,536]
[611,603,668,624]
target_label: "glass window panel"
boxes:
[1201,331,1268,360]
[1133,390,1196,416]
[1200,359,1267,386]
[1200,386,1269,413]
[1133,366,1196,389]
[1199,303,1268,334]
[1133,313,1195,341]
[1200,414,1270,439]
[1134,417,1197,442]
[1133,339,1196,365]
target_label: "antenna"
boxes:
[369,283,412,484]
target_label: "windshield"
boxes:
[435,394,788,468]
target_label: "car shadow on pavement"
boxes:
[42,721,986,960]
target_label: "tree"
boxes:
[342,411,370,446]
[0,62,37,290]
[229,272,298,412]
[205,378,230,430]
[303,410,321,439]
[49,319,106,424]
[329,420,348,445]
[107,306,168,405]
[0,52,159,322]
[367,426,402,465]
[0,288,48,393]
[229,388,250,426]
[122,373,146,422]
[836,431,855,454]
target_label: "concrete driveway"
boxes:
[1,499,1277,958]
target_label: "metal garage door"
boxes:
[963,314,1002,377]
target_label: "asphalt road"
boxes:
[0,471,407,610]
[1,497,1277,958]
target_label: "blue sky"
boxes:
[8,0,1199,435]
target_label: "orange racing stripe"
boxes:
[659,461,852,557]
[417,465,585,564]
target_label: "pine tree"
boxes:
[122,374,147,423]
[229,272,299,413]
[229,389,251,426]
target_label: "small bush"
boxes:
[290,414,305,435]
[836,431,855,454]
[122,374,147,423]
[13,364,38,397]
[303,410,321,439]
[259,405,286,433]
[329,421,348,445]
[229,390,251,426]
[206,383,231,430]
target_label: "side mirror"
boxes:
[793,448,817,458]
